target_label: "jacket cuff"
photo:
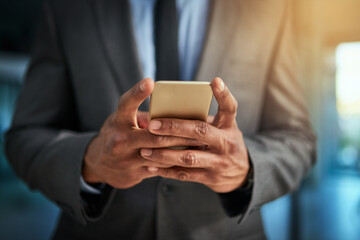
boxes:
[218,186,253,218]
[27,131,116,225]
[80,184,116,220]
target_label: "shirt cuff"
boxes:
[80,176,104,194]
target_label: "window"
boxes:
[335,42,360,172]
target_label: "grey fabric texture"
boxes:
[5,0,316,239]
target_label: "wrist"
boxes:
[82,163,103,183]
[239,153,254,190]
[83,136,103,183]
[239,164,253,190]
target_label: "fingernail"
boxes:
[149,120,161,130]
[139,81,146,91]
[141,149,152,157]
[218,79,225,92]
[148,167,158,172]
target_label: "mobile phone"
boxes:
[149,81,213,122]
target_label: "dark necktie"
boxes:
[154,0,180,80]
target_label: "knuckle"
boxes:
[114,133,128,145]
[154,135,167,145]
[217,161,229,171]
[168,120,180,132]
[105,133,128,156]
[227,138,240,154]
[181,152,197,166]
[195,122,210,137]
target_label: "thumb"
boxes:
[115,78,154,125]
[211,77,238,128]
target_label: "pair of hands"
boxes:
[83,78,249,193]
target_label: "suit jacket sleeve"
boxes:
[237,1,316,224]
[4,1,116,225]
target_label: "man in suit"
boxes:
[5,0,316,239]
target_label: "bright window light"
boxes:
[336,42,360,116]
[335,42,360,171]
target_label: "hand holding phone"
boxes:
[143,78,251,193]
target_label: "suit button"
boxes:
[161,183,170,192]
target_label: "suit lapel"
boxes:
[194,0,241,115]
[91,0,142,92]
[194,0,272,112]
[195,0,279,83]
[195,0,284,127]
[194,0,240,82]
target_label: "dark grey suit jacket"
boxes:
[5,0,316,239]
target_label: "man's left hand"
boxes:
[140,78,250,193]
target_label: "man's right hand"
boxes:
[82,78,201,189]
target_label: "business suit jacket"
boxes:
[5,0,316,239]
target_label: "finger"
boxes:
[138,166,162,180]
[129,129,204,148]
[147,118,223,147]
[139,158,173,168]
[137,111,150,129]
[210,77,238,128]
[140,148,219,169]
[116,78,154,124]
[147,166,211,184]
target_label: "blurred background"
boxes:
[0,0,359,239]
